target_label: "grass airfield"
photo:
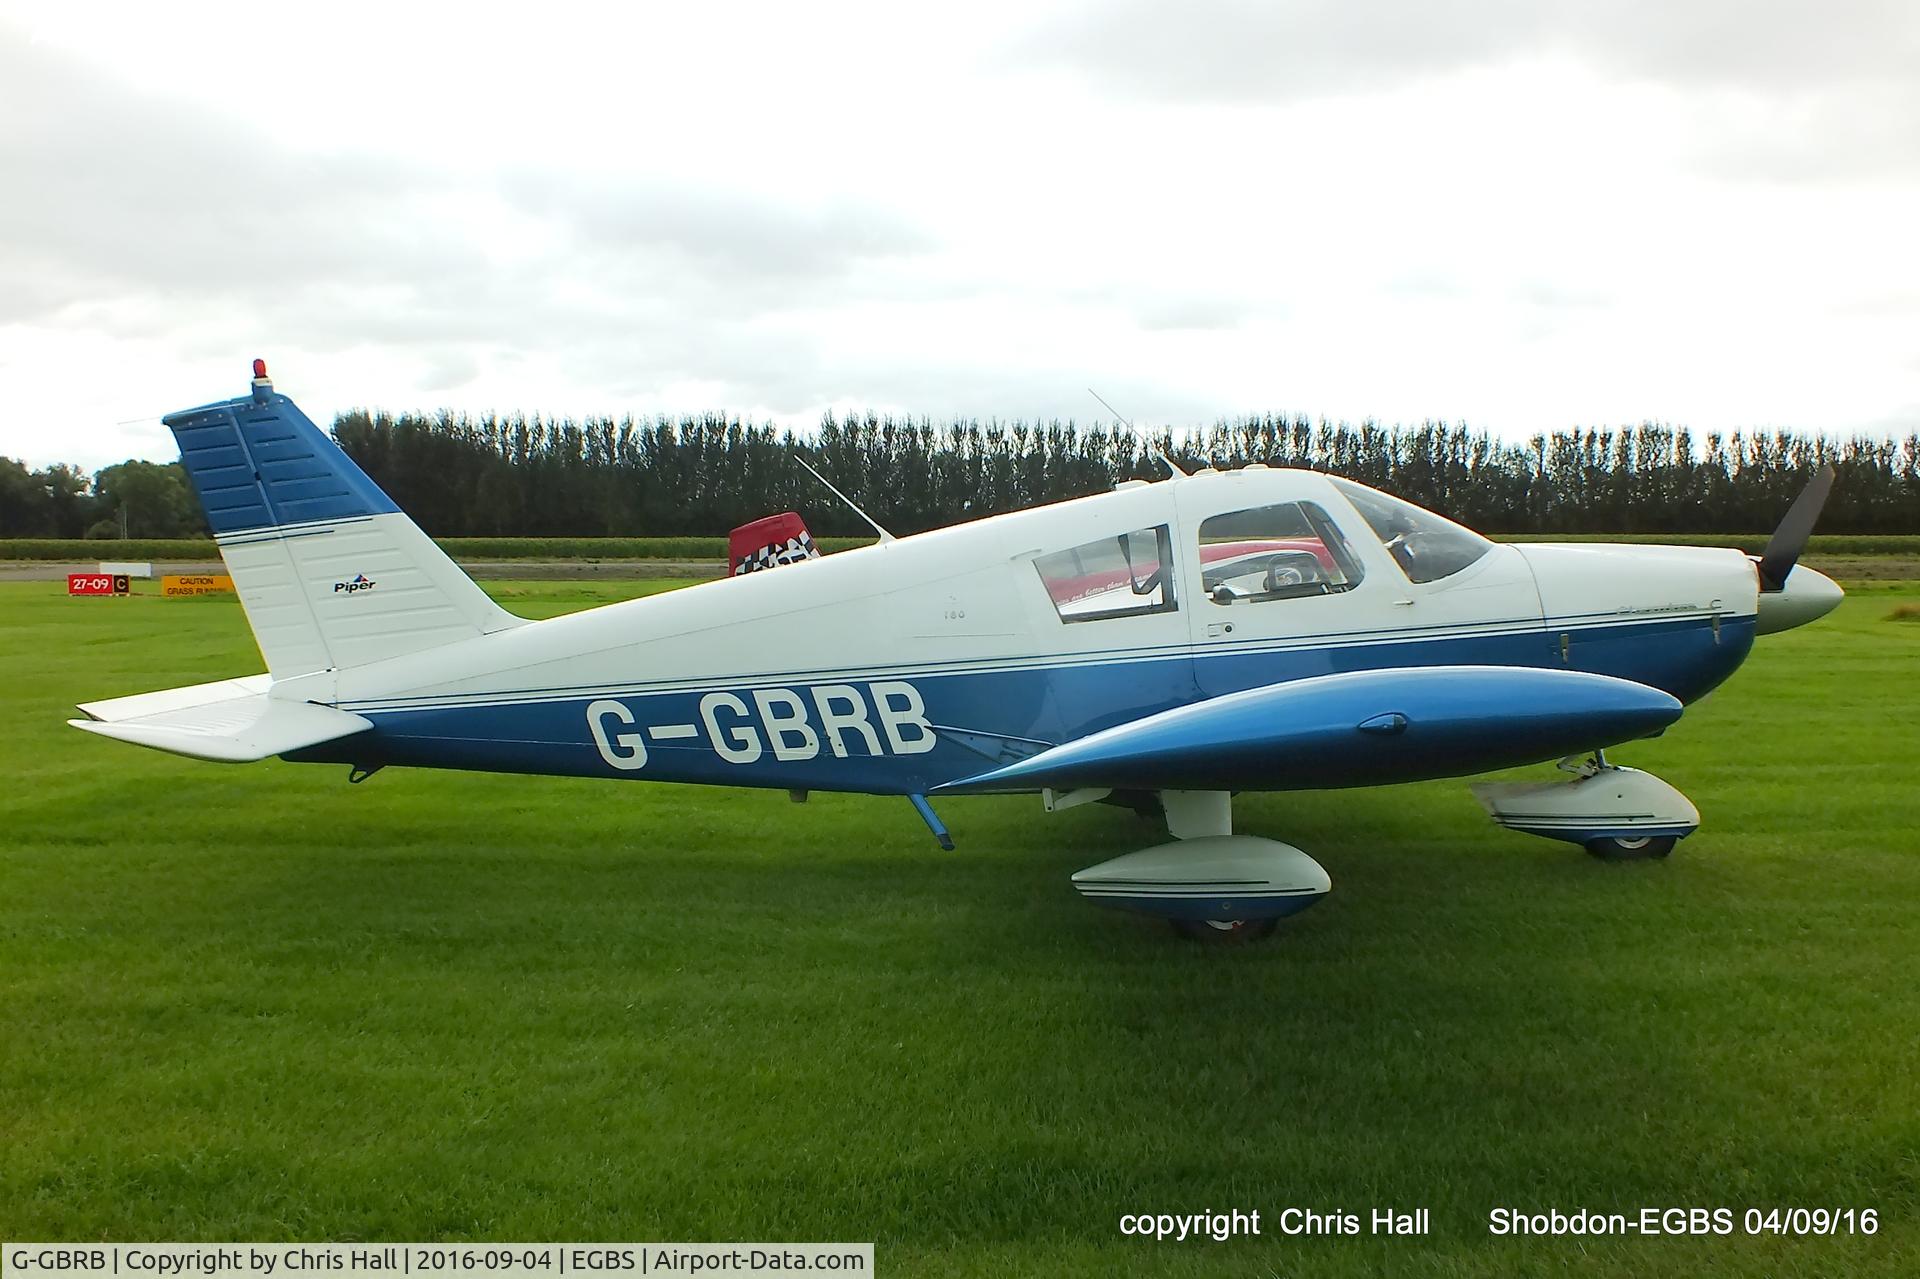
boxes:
[2,577,1916,1276]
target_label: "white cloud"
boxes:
[1,0,1916,473]
[1014,1,1920,103]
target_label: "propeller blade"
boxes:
[1755,465,1835,592]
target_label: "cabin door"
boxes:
[1174,477,1394,698]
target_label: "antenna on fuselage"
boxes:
[794,454,896,544]
[1087,388,1186,478]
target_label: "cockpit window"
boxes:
[1198,502,1364,604]
[1330,478,1492,584]
[1034,525,1178,622]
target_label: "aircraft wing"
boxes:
[70,677,372,764]
[934,665,1683,794]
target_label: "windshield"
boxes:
[1330,478,1492,584]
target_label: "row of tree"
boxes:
[328,411,1920,537]
[6,412,1917,540]
[0,457,204,539]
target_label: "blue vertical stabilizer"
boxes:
[164,377,399,536]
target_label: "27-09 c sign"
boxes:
[68,574,130,597]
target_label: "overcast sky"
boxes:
[4,0,1918,471]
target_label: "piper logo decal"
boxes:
[334,573,377,594]
[587,680,936,771]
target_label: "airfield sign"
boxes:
[162,574,234,597]
[67,573,130,597]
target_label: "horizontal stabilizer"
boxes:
[935,665,1683,794]
[71,677,371,763]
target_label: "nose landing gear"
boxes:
[1471,752,1699,859]
[1583,833,1678,861]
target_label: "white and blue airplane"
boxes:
[71,364,1844,939]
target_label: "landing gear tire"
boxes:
[1170,917,1281,944]
[1584,834,1677,861]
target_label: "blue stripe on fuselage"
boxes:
[289,614,1755,793]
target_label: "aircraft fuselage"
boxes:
[285,468,1765,795]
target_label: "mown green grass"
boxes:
[2,580,1916,1275]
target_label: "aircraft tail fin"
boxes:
[163,362,524,678]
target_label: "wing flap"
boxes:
[934,665,1683,794]
[70,686,371,763]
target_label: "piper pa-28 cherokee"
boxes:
[71,364,1845,940]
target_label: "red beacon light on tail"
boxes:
[729,512,820,575]
[250,358,273,402]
